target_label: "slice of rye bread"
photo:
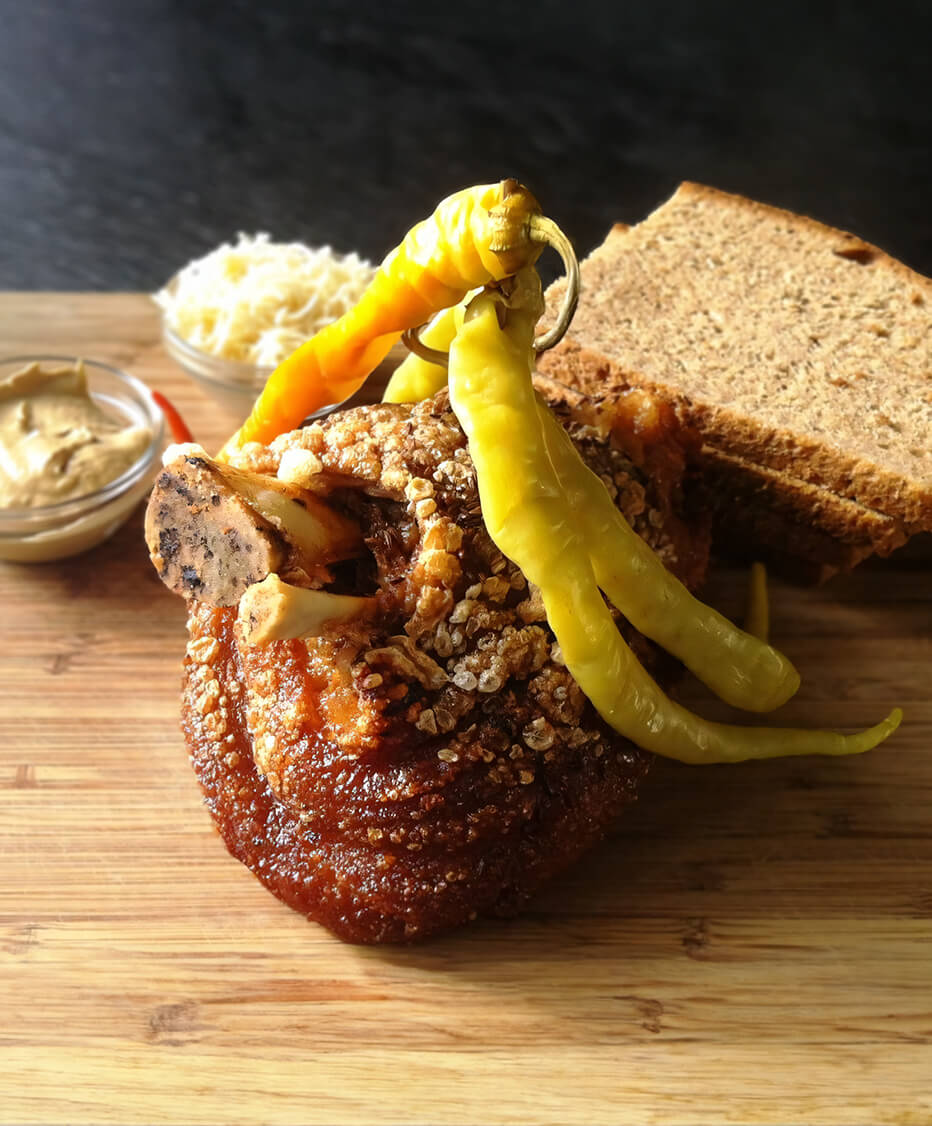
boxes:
[696,445,907,554]
[692,445,909,581]
[537,182,932,532]
[533,373,905,578]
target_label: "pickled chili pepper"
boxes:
[744,562,770,641]
[384,275,799,712]
[383,304,461,404]
[221,180,547,457]
[535,402,798,712]
[152,390,194,444]
[447,274,901,763]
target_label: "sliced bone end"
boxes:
[217,462,362,562]
[145,455,286,607]
[238,573,376,644]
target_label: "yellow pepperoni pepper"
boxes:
[222,180,544,457]
[447,275,901,763]
[535,401,798,712]
[382,304,461,404]
[744,561,770,641]
[381,269,799,713]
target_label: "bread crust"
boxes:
[696,446,906,553]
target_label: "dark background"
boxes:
[1,0,930,290]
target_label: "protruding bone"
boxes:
[213,460,361,562]
[238,573,376,644]
[145,447,362,606]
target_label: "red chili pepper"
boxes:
[152,390,194,444]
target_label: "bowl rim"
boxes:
[0,354,165,523]
[160,319,274,387]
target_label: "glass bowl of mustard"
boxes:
[0,356,164,562]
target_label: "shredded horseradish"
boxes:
[155,233,376,367]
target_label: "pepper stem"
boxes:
[400,214,580,368]
[528,214,580,353]
[401,324,450,367]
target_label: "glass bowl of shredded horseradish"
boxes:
[0,357,164,562]
[155,233,396,416]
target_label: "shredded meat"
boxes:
[181,390,709,942]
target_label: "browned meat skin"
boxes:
[181,391,709,943]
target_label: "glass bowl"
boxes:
[0,356,165,562]
[161,321,273,416]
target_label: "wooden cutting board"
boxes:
[1,294,930,1126]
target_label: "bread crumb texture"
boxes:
[539,182,932,529]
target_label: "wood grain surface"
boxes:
[1,294,930,1125]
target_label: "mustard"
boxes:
[0,361,151,509]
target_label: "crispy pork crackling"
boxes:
[171,390,707,942]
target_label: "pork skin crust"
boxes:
[181,392,707,943]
